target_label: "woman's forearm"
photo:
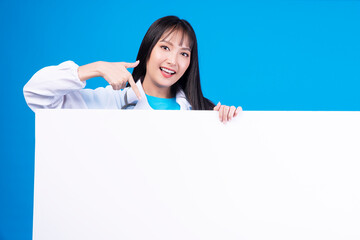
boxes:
[78,61,103,82]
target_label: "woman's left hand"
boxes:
[213,102,242,123]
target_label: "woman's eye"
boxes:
[161,46,169,51]
[181,52,189,57]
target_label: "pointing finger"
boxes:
[128,74,142,100]
[122,60,140,69]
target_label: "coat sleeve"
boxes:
[23,61,124,111]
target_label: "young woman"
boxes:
[24,16,242,123]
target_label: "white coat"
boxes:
[23,61,192,112]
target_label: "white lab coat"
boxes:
[23,61,192,112]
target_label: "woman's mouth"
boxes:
[160,67,176,78]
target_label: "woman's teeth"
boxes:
[160,67,175,75]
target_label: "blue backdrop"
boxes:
[0,0,359,239]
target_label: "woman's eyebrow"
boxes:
[160,40,191,51]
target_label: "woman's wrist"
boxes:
[78,61,103,82]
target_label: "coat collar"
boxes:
[125,80,192,110]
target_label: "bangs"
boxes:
[161,23,195,50]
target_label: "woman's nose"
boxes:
[166,52,177,66]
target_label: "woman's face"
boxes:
[145,29,191,92]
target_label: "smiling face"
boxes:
[143,28,192,98]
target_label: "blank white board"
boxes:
[34,110,360,240]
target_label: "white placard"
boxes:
[34,110,360,240]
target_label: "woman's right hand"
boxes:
[78,60,142,100]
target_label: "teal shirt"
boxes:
[146,94,180,110]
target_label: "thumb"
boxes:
[123,60,140,69]
[213,101,221,111]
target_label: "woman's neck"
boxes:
[142,78,173,98]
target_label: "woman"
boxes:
[24,16,242,123]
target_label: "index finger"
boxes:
[128,74,142,100]
[122,60,140,69]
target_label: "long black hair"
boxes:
[132,16,215,110]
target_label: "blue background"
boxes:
[0,0,359,239]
